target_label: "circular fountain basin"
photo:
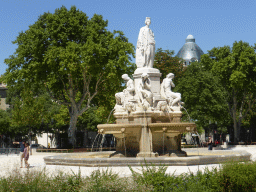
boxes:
[44,149,251,167]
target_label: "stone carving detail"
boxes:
[137,73,153,110]
[156,101,168,112]
[125,102,136,113]
[136,17,155,68]
[115,74,135,107]
[161,73,183,107]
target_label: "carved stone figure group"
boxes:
[114,17,183,113]
[115,73,183,112]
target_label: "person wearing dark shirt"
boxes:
[208,137,213,150]
[13,141,25,168]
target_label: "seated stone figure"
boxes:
[137,73,153,110]
[161,73,183,107]
[115,74,135,106]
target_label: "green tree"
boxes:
[0,109,11,135]
[3,6,134,147]
[176,61,231,134]
[11,90,56,135]
[153,48,185,83]
[202,41,256,142]
[77,106,104,132]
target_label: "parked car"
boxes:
[30,144,46,149]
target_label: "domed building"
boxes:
[176,34,204,66]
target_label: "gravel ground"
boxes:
[1,146,256,178]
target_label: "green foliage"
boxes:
[129,161,256,191]
[1,161,256,191]
[0,109,11,135]
[10,89,61,135]
[77,106,104,132]
[11,90,48,134]
[83,169,124,191]
[3,6,135,145]
[52,104,70,128]
[204,41,256,141]
[130,162,172,191]
[176,61,231,131]
[153,48,185,83]
[219,162,256,191]
[177,41,256,139]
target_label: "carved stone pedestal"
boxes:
[98,111,196,158]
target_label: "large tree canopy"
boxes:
[3,6,135,146]
[201,41,256,142]
[176,61,231,134]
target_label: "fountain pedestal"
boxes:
[98,111,196,158]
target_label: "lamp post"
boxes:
[47,123,49,149]
[247,129,250,145]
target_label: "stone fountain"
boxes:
[98,17,196,158]
[44,17,251,166]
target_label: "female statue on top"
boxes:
[136,17,155,68]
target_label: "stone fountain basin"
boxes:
[44,150,251,167]
[98,123,196,134]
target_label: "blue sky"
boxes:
[1,0,256,76]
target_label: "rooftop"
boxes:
[176,34,204,65]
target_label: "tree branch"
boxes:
[78,72,105,116]
[44,83,71,106]
[77,68,91,109]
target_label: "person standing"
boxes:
[13,141,25,168]
[24,143,30,168]
[208,137,213,150]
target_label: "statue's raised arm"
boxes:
[136,17,155,68]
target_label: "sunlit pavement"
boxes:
[1,146,256,178]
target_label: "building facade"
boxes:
[0,83,9,111]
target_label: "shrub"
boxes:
[218,161,256,191]
[129,161,181,191]
[1,160,256,191]
[83,168,152,192]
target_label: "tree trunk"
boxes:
[233,96,239,143]
[68,113,79,148]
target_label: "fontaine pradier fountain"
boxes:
[44,17,251,167]
[98,17,196,158]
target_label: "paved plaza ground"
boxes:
[1,146,256,178]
